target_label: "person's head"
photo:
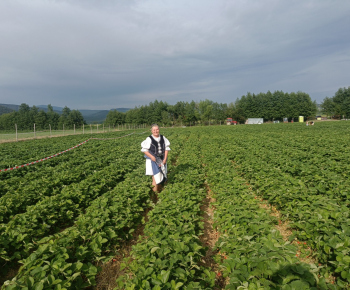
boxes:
[151,124,160,137]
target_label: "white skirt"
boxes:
[145,159,167,176]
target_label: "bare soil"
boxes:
[199,183,227,289]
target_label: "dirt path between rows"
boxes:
[94,206,151,290]
[198,178,227,288]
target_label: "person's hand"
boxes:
[151,156,156,162]
[162,159,167,165]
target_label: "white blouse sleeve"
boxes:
[141,137,151,152]
[164,136,171,151]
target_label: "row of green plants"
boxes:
[0,152,73,198]
[232,124,350,202]
[1,130,179,289]
[1,138,155,288]
[118,131,216,289]
[2,168,149,289]
[0,130,177,267]
[0,132,137,193]
[200,128,332,289]
[0,157,134,265]
[0,130,137,172]
[0,135,90,171]
[1,123,349,289]
[0,138,137,222]
[217,123,350,288]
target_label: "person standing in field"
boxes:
[141,124,170,193]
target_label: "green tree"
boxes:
[226,102,235,119]
[68,110,85,127]
[19,103,30,113]
[35,110,48,130]
[235,91,316,122]
[173,101,186,124]
[321,97,335,117]
[47,104,60,129]
[154,101,168,123]
[161,111,171,126]
[105,110,125,127]
[17,103,31,130]
[271,91,285,121]
[198,99,214,124]
[145,100,168,124]
[167,105,176,125]
[294,91,317,119]
[184,101,198,125]
[0,112,16,130]
[29,106,39,126]
[125,107,140,125]
[235,95,248,119]
[58,106,71,129]
[286,92,299,121]
[211,103,223,124]
[332,87,350,118]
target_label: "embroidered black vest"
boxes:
[149,135,165,156]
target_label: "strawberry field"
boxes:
[1,122,349,289]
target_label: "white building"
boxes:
[246,118,263,124]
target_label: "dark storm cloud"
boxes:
[0,0,349,109]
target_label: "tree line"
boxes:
[0,104,86,131]
[105,90,318,127]
[235,91,317,122]
[321,87,350,119]
[1,87,348,130]
[105,99,230,127]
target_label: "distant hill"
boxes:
[0,103,130,123]
[37,105,64,112]
[81,108,130,124]
[35,105,62,115]
[110,108,130,113]
[83,110,109,124]
[0,105,14,115]
[0,103,20,111]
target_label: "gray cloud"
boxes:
[0,0,349,109]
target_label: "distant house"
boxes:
[246,118,263,124]
[316,116,328,121]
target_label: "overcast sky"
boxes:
[0,0,349,110]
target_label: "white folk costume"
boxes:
[141,135,170,184]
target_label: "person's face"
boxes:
[151,126,160,137]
